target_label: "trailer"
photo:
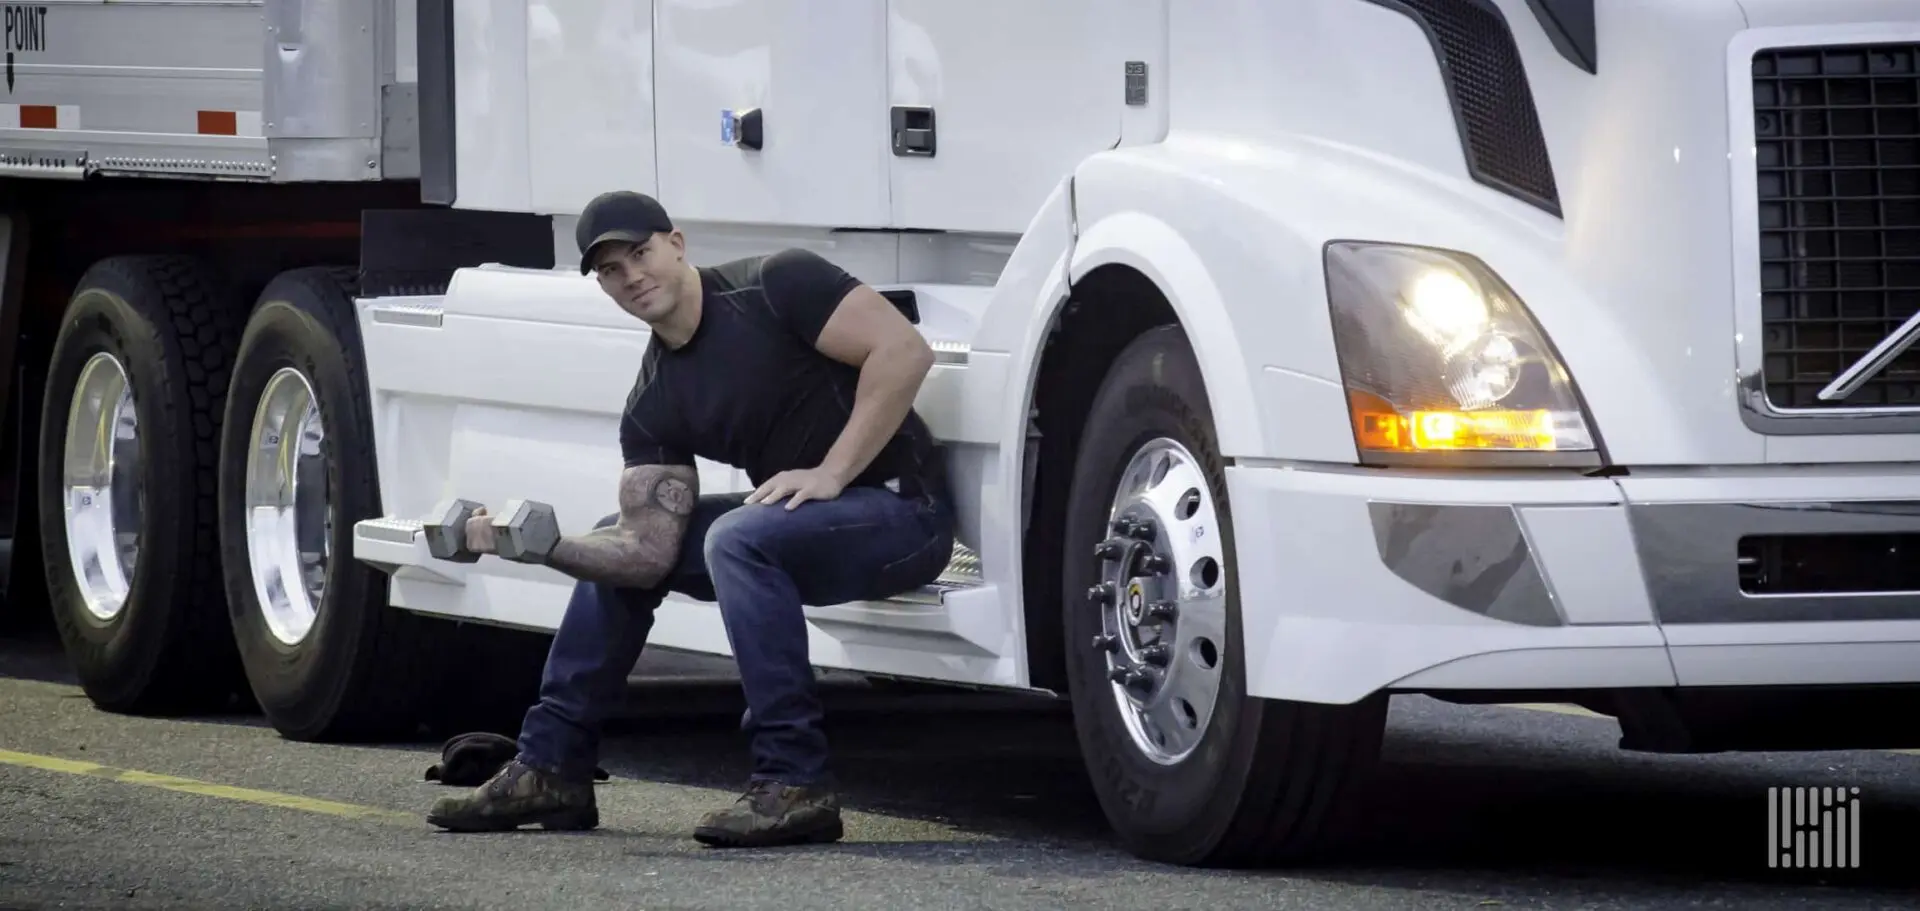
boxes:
[5,0,1920,866]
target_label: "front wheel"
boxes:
[1060,324,1387,867]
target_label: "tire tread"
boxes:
[245,266,440,741]
[45,254,249,712]
[227,266,547,742]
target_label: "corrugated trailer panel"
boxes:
[0,0,410,183]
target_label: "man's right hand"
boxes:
[464,506,499,555]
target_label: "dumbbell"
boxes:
[423,498,484,563]
[421,497,562,564]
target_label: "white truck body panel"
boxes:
[651,0,892,227]
[453,0,1143,234]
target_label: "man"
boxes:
[425,190,956,847]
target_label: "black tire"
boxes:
[218,267,548,742]
[1060,324,1388,867]
[218,266,436,741]
[36,255,250,713]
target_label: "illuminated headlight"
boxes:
[1323,242,1599,466]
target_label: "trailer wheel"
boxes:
[1060,324,1387,867]
[36,255,249,713]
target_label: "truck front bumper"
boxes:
[1225,462,1920,705]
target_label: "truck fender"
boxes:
[1064,210,1269,460]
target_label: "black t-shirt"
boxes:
[618,248,941,493]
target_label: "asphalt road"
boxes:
[1,632,1916,911]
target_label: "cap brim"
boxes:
[578,229,653,274]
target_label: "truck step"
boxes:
[352,517,466,585]
[883,541,984,605]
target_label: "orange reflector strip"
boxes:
[197,110,238,135]
[19,104,55,129]
[1407,409,1558,451]
[1349,390,1560,453]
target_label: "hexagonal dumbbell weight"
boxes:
[422,498,484,563]
[493,499,562,564]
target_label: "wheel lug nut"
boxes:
[1113,667,1155,696]
[1090,633,1119,652]
[1094,538,1126,560]
[1126,518,1157,541]
[1136,553,1172,575]
[1139,644,1171,667]
[1145,600,1177,621]
[1086,581,1116,605]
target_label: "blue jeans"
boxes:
[514,483,956,787]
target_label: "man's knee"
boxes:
[701,505,763,569]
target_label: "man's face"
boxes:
[591,231,685,321]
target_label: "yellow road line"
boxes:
[0,746,990,842]
[0,748,417,825]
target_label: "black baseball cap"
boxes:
[576,190,675,274]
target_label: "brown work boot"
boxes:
[692,779,844,847]
[427,758,598,832]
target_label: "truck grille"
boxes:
[1754,43,1920,409]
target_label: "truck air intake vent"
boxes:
[1753,43,1920,409]
[1360,0,1563,216]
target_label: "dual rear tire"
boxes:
[38,256,544,740]
[37,256,249,713]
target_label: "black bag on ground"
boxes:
[423,731,609,786]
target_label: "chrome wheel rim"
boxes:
[61,352,142,622]
[1088,437,1229,765]
[243,367,330,647]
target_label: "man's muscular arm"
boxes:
[812,285,936,485]
[542,464,699,589]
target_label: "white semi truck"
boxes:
[3,0,1918,866]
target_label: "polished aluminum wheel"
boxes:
[242,367,331,647]
[1088,437,1229,765]
[61,352,143,622]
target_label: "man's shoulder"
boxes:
[759,248,862,318]
[701,248,838,288]
[701,248,861,346]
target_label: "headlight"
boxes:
[1323,241,1599,467]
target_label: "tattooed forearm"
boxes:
[543,527,662,588]
[542,464,698,589]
